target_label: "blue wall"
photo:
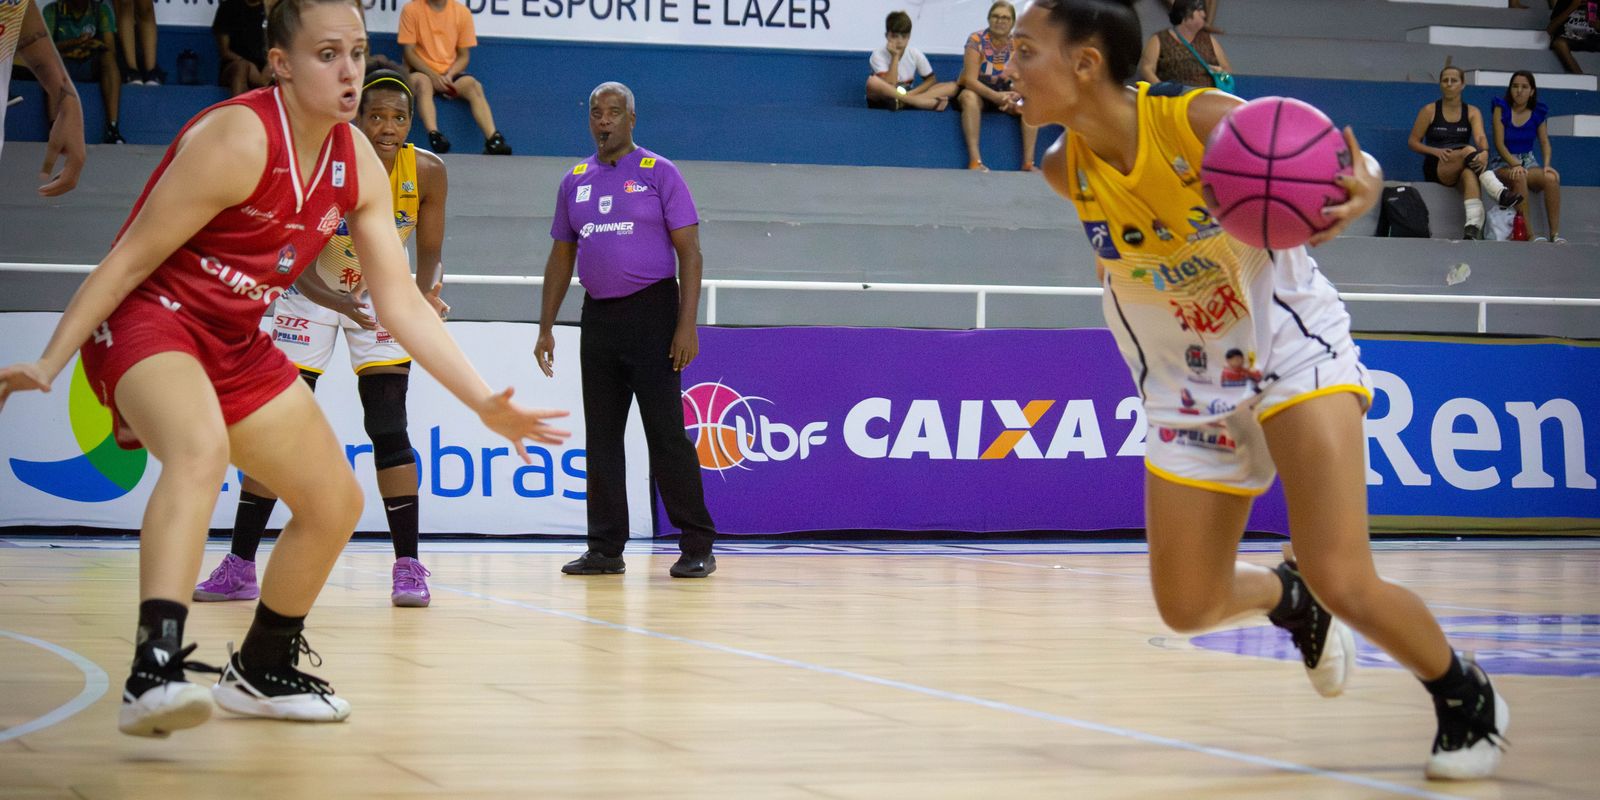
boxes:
[7,28,1598,183]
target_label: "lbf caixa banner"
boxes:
[665,328,1599,535]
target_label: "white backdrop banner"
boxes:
[153,0,998,55]
[0,312,651,536]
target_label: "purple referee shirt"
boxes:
[550,147,699,300]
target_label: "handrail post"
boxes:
[707,284,718,326]
[1478,301,1487,334]
[976,290,987,329]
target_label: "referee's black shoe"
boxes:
[561,551,625,575]
[669,553,716,579]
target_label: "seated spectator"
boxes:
[113,0,157,84]
[1155,0,1221,33]
[1407,62,1520,239]
[399,0,511,155]
[956,1,1037,172]
[865,10,957,113]
[1549,0,1599,74]
[212,0,269,97]
[44,0,122,143]
[1138,0,1233,90]
[1490,70,1564,242]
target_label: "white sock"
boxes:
[1479,169,1509,203]
[1464,198,1485,229]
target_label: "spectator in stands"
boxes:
[1549,0,1599,74]
[44,0,123,143]
[212,0,270,97]
[956,1,1037,171]
[113,0,157,84]
[1154,0,1221,33]
[1490,70,1564,242]
[865,10,957,113]
[1407,63,1520,239]
[1138,0,1233,89]
[398,0,511,155]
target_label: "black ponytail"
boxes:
[1030,0,1143,84]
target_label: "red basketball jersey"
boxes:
[117,86,362,338]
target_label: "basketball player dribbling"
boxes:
[196,69,450,609]
[1006,0,1506,780]
[0,0,568,737]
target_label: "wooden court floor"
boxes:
[1,537,1596,799]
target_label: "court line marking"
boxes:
[0,630,110,743]
[355,569,1467,800]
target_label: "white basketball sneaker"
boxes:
[118,641,217,737]
[1426,656,1509,780]
[212,640,352,722]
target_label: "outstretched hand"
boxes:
[476,387,570,461]
[1310,127,1382,248]
[0,361,53,413]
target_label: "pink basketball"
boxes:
[1201,97,1352,250]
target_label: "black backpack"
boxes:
[1376,185,1430,238]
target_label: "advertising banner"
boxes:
[666,328,1599,535]
[0,314,652,536]
[154,0,999,55]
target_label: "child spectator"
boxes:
[1489,70,1564,242]
[865,10,957,113]
[397,0,511,155]
[44,0,122,142]
[212,0,270,97]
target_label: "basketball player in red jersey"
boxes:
[0,0,568,737]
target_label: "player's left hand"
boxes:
[425,282,450,319]
[670,325,698,372]
[39,93,86,196]
[0,361,53,413]
[1311,127,1380,247]
[475,387,571,460]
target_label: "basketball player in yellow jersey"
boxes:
[196,69,451,608]
[1007,0,1507,781]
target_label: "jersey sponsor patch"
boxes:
[318,205,342,236]
[572,163,589,175]
[1083,221,1120,260]
[332,160,346,188]
[599,195,613,214]
[576,185,592,203]
[623,180,650,194]
[640,157,657,168]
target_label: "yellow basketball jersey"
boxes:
[1064,83,1353,426]
[315,142,421,292]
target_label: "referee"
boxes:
[535,81,717,578]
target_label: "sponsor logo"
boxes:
[1220,348,1262,388]
[1153,219,1175,241]
[240,205,277,223]
[576,185,592,203]
[1155,425,1237,451]
[681,382,826,471]
[332,160,346,188]
[1186,206,1224,242]
[640,157,657,168]
[9,359,149,502]
[275,315,311,330]
[1083,221,1120,260]
[572,163,588,175]
[598,195,613,215]
[1137,254,1223,293]
[1171,284,1249,336]
[318,205,342,236]
[579,221,634,238]
[1185,345,1207,374]
[394,210,414,230]
[335,217,349,236]
[276,243,296,274]
[1121,225,1145,247]
[401,180,416,194]
[1179,388,1201,415]
[1074,169,1093,201]
[158,295,182,313]
[623,180,650,194]
[199,256,287,305]
[1171,155,1196,185]
[274,331,313,345]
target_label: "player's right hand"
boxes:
[335,293,378,330]
[0,361,53,413]
[476,387,570,459]
[534,331,556,378]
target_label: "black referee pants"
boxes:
[579,278,716,557]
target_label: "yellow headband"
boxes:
[362,75,413,99]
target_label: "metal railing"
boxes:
[5,262,1599,333]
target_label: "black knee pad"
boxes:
[358,371,414,470]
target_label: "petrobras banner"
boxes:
[0,313,653,536]
[154,0,999,54]
[664,328,1599,535]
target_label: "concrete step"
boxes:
[1468,70,1598,91]
[1549,114,1600,136]
[1407,25,1550,49]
